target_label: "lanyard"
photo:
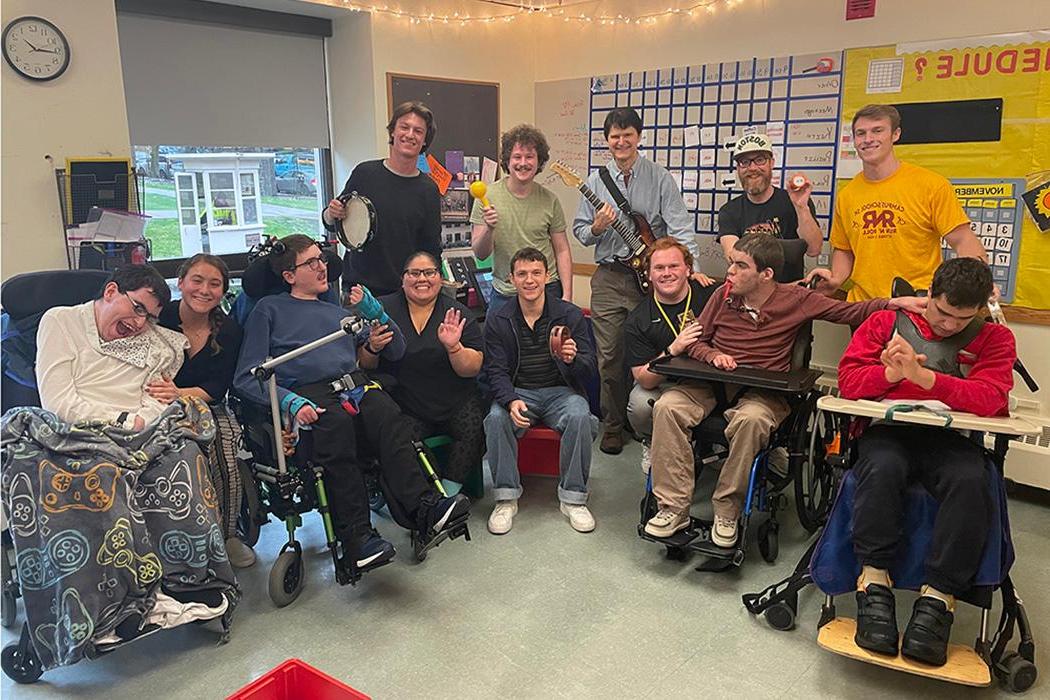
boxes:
[654,285,692,337]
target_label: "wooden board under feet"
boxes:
[817,617,991,687]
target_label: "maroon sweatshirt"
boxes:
[688,283,888,372]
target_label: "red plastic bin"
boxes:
[518,427,561,477]
[228,659,370,700]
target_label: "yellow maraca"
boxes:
[469,181,490,209]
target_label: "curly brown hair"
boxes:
[500,124,550,175]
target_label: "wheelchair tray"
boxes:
[817,617,991,687]
[649,355,821,393]
[816,396,1042,437]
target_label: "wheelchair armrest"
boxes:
[648,355,822,393]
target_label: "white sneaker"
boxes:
[640,444,652,475]
[225,537,256,568]
[644,508,689,538]
[711,515,738,548]
[487,499,518,535]
[560,503,595,533]
[768,446,789,478]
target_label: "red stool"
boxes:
[517,427,561,477]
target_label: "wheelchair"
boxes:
[743,395,1041,691]
[232,240,470,608]
[637,318,829,570]
[636,240,835,570]
[1,269,235,684]
[741,276,1042,691]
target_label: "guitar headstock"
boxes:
[549,161,584,189]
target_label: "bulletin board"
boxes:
[584,52,843,239]
[387,73,500,166]
[840,32,1050,315]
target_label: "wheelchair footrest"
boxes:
[335,555,392,587]
[414,514,471,560]
[637,518,744,565]
[817,617,991,687]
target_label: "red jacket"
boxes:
[838,310,1016,417]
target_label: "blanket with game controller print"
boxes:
[0,398,239,670]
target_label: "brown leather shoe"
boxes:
[600,431,623,455]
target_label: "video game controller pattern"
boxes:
[159,524,227,569]
[16,529,91,590]
[38,460,118,514]
[129,460,193,521]
[33,587,95,666]
[96,517,163,587]
[8,471,38,537]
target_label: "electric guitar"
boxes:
[550,161,656,293]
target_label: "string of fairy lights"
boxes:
[321,0,750,26]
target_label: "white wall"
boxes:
[1,0,132,279]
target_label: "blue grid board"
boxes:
[945,178,1025,304]
[587,52,844,241]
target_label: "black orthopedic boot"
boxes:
[854,584,899,656]
[901,596,954,666]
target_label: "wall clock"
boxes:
[3,16,70,82]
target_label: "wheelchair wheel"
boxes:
[268,550,305,607]
[237,459,263,547]
[794,407,835,532]
[997,652,1037,693]
[2,642,42,684]
[367,474,386,514]
[757,520,779,563]
[764,602,796,631]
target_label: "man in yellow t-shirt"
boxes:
[811,104,987,301]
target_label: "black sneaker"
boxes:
[426,493,471,533]
[854,583,899,656]
[901,596,954,666]
[354,530,396,570]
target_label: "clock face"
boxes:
[3,16,70,82]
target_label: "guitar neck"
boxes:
[577,183,643,249]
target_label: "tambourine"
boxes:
[335,191,376,252]
[549,325,571,357]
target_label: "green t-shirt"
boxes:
[469,178,566,295]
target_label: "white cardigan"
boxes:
[35,301,188,425]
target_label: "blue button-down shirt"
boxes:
[572,155,700,270]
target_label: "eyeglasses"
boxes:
[291,256,327,272]
[736,155,770,168]
[403,268,440,279]
[120,290,160,324]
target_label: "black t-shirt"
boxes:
[623,279,717,369]
[329,159,442,296]
[158,300,243,403]
[716,187,817,282]
[377,291,483,422]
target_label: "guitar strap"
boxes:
[598,167,634,217]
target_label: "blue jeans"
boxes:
[484,386,599,504]
[486,280,563,316]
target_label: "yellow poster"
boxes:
[842,32,1050,309]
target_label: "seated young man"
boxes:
[838,257,1015,667]
[36,264,185,428]
[644,232,924,547]
[624,238,718,473]
[483,247,599,534]
[234,234,470,572]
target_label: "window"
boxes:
[136,145,328,271]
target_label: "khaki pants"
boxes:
[590,264,644,435]
[650,382,790,520]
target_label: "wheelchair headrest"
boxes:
[241,244,342,299]
[1,270,110,320]
[775,239,808,284]
[891,276,925,298]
